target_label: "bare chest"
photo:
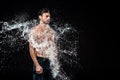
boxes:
[33,27,54,43]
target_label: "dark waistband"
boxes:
[37,57,49,61]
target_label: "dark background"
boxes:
[0,0,112,80]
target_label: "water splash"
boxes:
[0,14,80,80]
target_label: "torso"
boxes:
[29,25,56,58]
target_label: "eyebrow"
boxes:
[46,15,50,17]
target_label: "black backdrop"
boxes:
[0,0,111,80]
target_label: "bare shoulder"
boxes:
[30,25,40,34]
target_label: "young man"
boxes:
[29,8,58,80]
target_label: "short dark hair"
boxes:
[38,8,50,16]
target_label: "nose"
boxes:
[47,17,50,21]
[48,17,50,20]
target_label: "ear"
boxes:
[39,15,42,20]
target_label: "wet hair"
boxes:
[38,8,50,16]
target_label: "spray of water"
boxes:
[0,14,80,80]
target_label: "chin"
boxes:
[46,22,50,24]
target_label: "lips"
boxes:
[46,20,50,23]
[47,20,50,22]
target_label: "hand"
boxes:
[36,65,43,74]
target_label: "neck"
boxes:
[39,21,46,27]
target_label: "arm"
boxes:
[29,43,43,74]
[29,43,39,66]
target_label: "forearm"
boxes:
[29,44,40,66]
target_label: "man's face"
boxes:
[40,12,51,24]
